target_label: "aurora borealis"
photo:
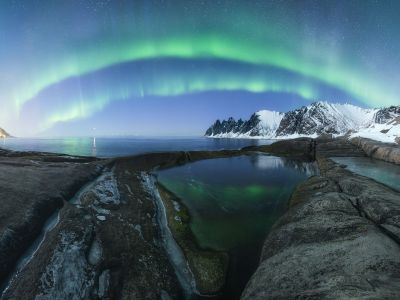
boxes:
[1,1,400,136]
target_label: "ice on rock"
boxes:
[93,172,120,205]
[97,270,110,298]
[88,239,102,266]
[133,224,144,240]
[92,206,110,215]
[96,216,106,221]
[36,232,95,300]
[172,201,181,212]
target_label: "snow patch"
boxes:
[254,110,284,138]
[351,123,400,144]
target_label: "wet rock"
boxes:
[154,182,228,296]
[316,137,366,157]
[241,157,400,299]
[243,138,315,158]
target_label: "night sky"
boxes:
[1,0,399,136]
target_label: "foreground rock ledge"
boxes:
[0,148,258,299]
[241,139,400,299]
[2,137,399,299]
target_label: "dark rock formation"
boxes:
[205,114,261,136]
[316,137,366,157]
[205,102,400,139]
[241,150,400,299]
[351,137,400,165]
[275,102,343,136]
[374,106,400,124]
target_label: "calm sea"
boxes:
[0,137,273,158]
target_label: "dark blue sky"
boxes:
[0,0,399,136]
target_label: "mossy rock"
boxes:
[156,183,228,295]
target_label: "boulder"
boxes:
[351,137,400,164]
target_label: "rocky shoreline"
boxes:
[351,137,400,165]
[242,138,400,299]
[0,138,399,299]
[0,149,255,299]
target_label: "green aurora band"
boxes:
[3,0,400,135]
[38,58,320,130]
[14,32,396,116]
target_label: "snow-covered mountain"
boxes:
[205,110,284,138]
[205,102,400,143]
[0,127,11,138]
[276,102,376,136]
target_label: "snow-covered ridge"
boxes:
[255,110,284,138]
[205,101,400,144]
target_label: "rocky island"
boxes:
[0,128,11,138]
[242,138,400,299]
[0,136,399,299]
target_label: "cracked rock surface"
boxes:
[351,137,400,165]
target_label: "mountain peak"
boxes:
[205,101,400,143]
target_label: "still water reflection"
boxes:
[157,154,318,299]
[332,157,400,191]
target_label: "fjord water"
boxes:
[332,157,400,191]
[1,137,272,157]
[157,155,317,299]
